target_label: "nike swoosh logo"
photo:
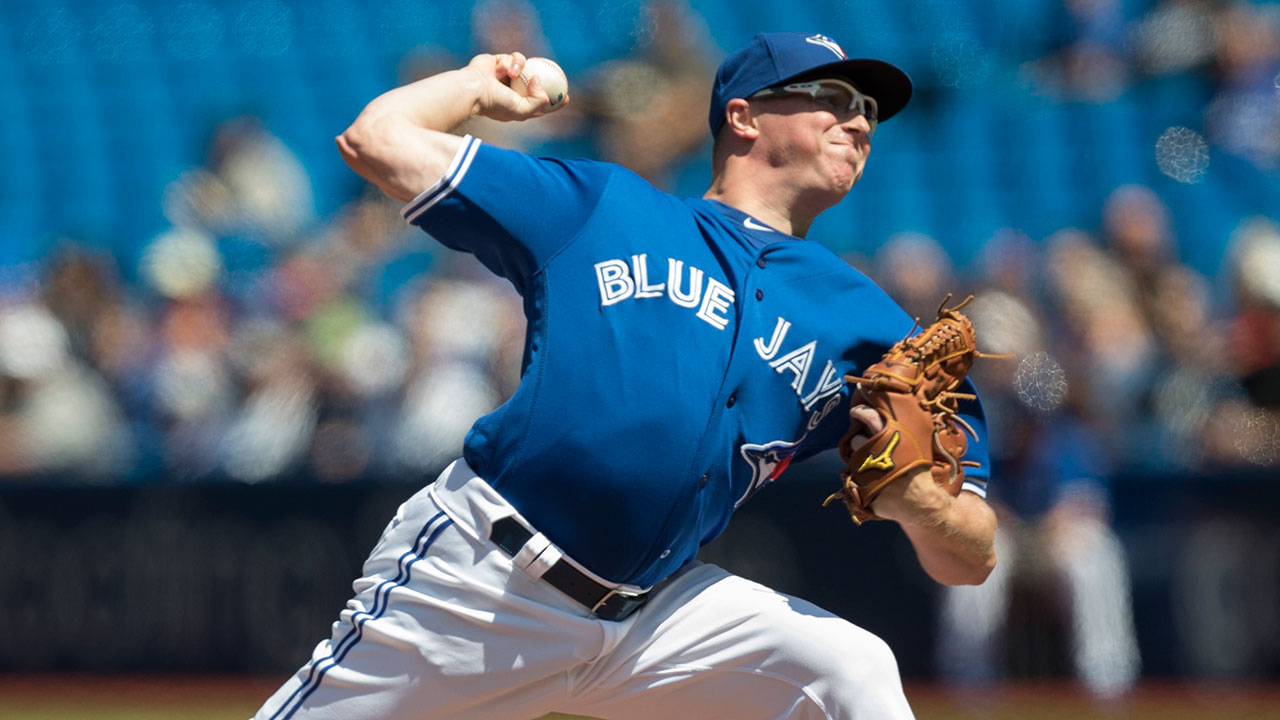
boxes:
[743,217,775,232]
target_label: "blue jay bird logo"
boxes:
[735,437,805,507]
[805,34,847,59]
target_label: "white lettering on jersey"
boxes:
[769,340,816,393]
[801,360,844,412]
[667,259,703,308]
[593,256,735,330]
[697,278,735,330]
[631,254,665,298]
[756,315,847,415]
[595,259,634,306]
[754,317,792,360]
[808,392,844,430]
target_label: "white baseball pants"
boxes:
[254,460,914,720]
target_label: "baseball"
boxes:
[511,57,568,108]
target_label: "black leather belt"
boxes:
[489,516,649,621]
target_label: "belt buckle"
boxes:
[591,587,648,621]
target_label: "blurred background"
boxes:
[1,0,1279,717]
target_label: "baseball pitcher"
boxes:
[255,32,998,720]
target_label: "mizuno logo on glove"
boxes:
[858,432,898,473]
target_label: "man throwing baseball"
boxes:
[255,32,996,720]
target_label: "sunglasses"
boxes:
[749,78,879,134]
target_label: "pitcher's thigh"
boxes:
[253,501,599,720]
[572,565,915,720]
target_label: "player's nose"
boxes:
[844,112,874,137]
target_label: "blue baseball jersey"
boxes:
[404,136,990,587]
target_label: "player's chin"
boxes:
[831,165,862,192]
[829,150,864,183]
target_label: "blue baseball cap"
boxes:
[709,32,913,137]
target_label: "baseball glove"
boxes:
[824,295,994,525]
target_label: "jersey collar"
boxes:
[701,199,799,245]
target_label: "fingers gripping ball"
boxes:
[825,295,1000,525]
[511,57,568,107]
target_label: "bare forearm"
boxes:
[898,492,996,585]
[353,68,486,136]
[873,475,997,585]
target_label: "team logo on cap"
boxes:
[805,34,847,59]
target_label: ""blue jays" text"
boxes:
[594,254,736,330]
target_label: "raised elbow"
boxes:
[337,110,402,167]
[335,121,371,166]
[334,118,402,197]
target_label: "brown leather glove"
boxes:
[824,295,991,525]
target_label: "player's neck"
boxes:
[706,155,848,238]
[703,183,810,238]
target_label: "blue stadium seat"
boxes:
[1080,96,1152,191]
[674,0,750,54]
[737,0,823,35]
[287,0,387,216]
[821,0,909,60]
[1134,73,1214,134]
[995,99,1081,236]
[1161,170,1237,278]
[369,0,470,59]
[15,0,121,240]
[0,13,42,251]
[668,150,713,200]
[78,3,186,250]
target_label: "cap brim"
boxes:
[783,59,913,123]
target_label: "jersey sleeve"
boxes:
[401,135,610,295]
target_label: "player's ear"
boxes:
[724,98,760,140]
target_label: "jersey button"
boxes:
[756,257,767,268]
[700,474,709,488]
[755,289,764,301]
[726,394,737,408]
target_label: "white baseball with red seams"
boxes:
[511,57,568,107]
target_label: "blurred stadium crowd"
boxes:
[0,0,1277,492]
